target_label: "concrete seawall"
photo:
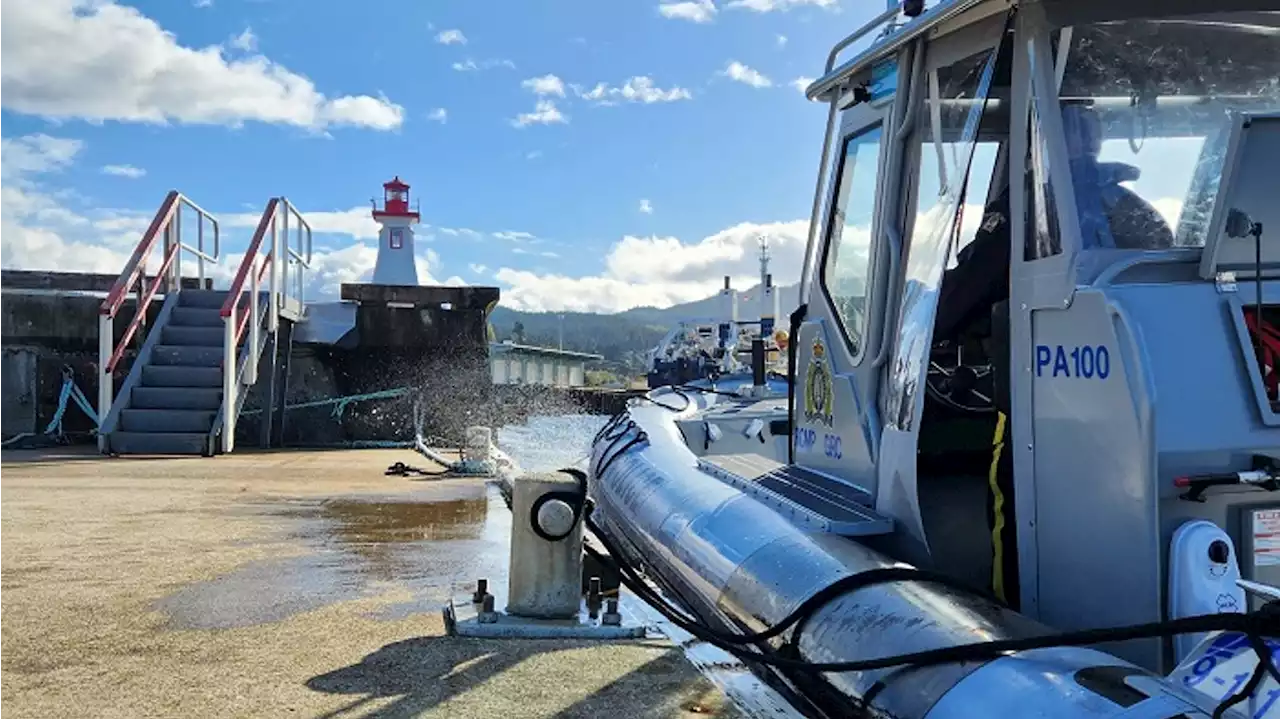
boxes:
[2,271,640,449]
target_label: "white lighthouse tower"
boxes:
[371,176,421,286]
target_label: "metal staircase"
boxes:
[97,192,311,456]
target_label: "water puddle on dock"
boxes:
[157,483,512,630]
[157,414,606,631]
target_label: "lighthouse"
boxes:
[371,176,421,286]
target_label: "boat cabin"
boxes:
[790,0,1280,672]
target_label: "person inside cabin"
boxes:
[933,102,1172,609]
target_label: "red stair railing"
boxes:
[98,191,220,448]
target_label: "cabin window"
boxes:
[821,124,884,359]
[1053,14,1280,252]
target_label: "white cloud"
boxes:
[776,34,788,47]
[495,219,810,313]
[639,199,654,215]
[101,164,146,178]
[470,263,489,275]
[228,27,257,52]
[435,29,467,45]
[722,61,772,88]
[526,150,544,160]
[658,0,717,22]
[451,58,516,72]
[791,76,815,93]
[657,0,835,22]
[576,77,693,105]
[439,227,483,238]
[0,134,83,178]
[1,1,404,131]
[522,74,567,97]
[512,100,567,128]
[222,206,383,240]
[427,107,448,123]
[725,0,837,12]
[493,230,537,242]
[193,0,212,7]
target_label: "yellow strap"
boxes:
[989,411,1009,605]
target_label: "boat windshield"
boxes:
[1054,13,1280,253]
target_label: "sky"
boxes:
[0,0,889,313]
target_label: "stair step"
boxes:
[152,345,223,367]
[141,365,222,388]
[171,307,224,328]
[132,386,222,410]
[121,409,217,433]
[162,325,225,347]
[108,431,210,456]
[178,290,231,310]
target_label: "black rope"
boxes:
[568,471,1278,716]
[582,514,1278,713]
[528,468,593,542]
[384,461,432,477]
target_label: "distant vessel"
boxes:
[645,235,789,389]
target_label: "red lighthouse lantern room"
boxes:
[372,176,420,222]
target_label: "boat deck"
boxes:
[0,446,743,719]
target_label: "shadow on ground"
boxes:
[307,635,736,719]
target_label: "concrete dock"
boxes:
[0,448,740,718]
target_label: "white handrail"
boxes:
[219,197,311,453]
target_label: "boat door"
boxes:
[789,52,906,500]
[794,11,1012,565]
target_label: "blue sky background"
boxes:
[2,0,892,312]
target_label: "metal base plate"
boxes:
[444,594,645,640]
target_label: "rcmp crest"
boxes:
[804,338,834,427]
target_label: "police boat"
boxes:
[578,2,1280,717]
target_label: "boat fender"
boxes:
[704,422,722,449]
[1169,519,1247,663]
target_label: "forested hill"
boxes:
[488,283,800,372]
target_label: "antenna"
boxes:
[758,234,771,288]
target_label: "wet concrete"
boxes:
[1,444,749,719]
[159,485,509,630]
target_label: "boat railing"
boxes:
[98,190,220,434]
[217,197,311,452]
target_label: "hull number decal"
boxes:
[804,338,835,426]
[1172,633,1280,718]
[1036,344,1111,379]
